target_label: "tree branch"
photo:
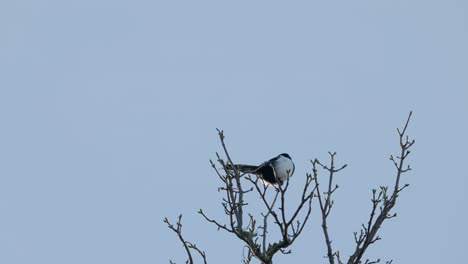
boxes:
[164,215,207,264]
[313,153,347,264]
[347,111,414,264]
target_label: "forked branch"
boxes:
[347,111,414,264]
[313,152,347,264]
[164,215,207,264]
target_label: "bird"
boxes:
[226,153,295,185]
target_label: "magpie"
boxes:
[227,153,295,185]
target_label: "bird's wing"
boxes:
[255,163,277,184]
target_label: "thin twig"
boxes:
[164,215,207,264]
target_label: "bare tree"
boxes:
[165,112,414,264]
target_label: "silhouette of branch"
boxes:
[242,245,254,264]
[164,215,207,264]
[245,169,316,260]
[313,152,347,264]
[347,111,414,264]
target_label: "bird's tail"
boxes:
[225,164,258,174]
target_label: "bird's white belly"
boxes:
[274,156,294,182]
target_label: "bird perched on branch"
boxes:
[226,153,295,185]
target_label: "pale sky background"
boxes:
[1,1,467,263]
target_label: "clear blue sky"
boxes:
[0,1,467,263]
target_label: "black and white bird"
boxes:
[227,153,295,185]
